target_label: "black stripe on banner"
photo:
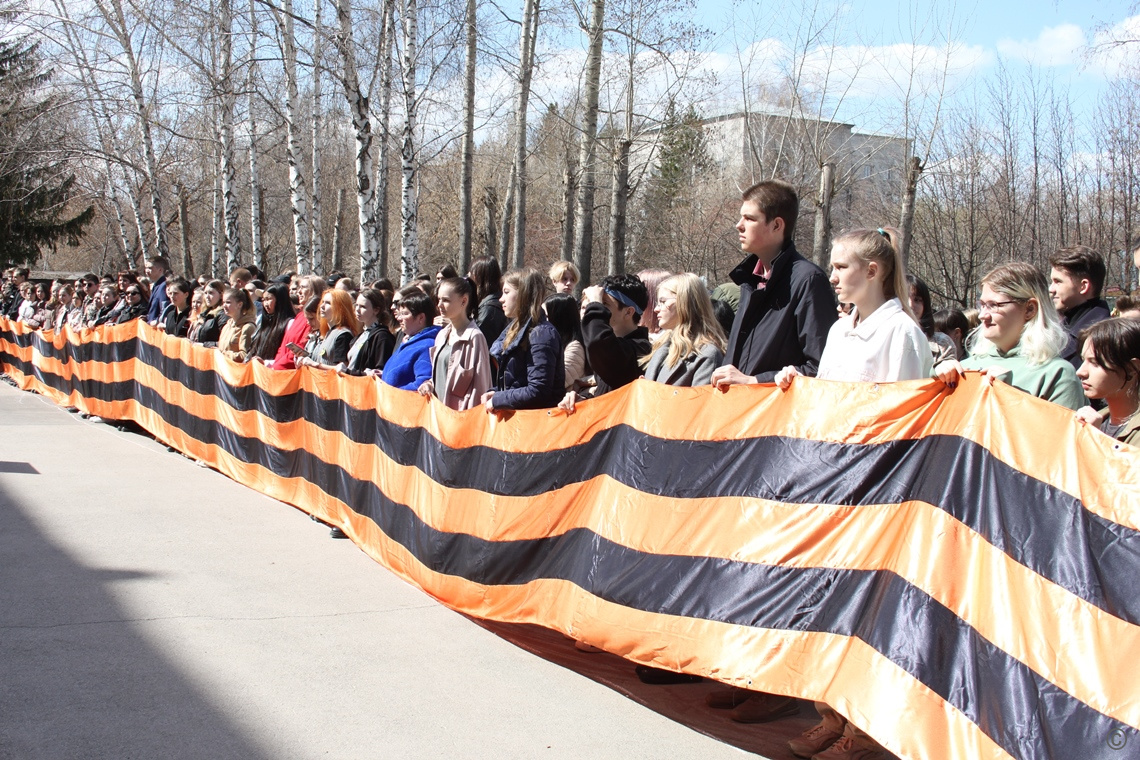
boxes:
[1,341,137,404]
[7,328,1140,630]
[1,325,139,367]
[4,357,1132,760]
[129,336,1140,630]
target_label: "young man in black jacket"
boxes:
[710,180,836,391]
[706,180,836,725]
[559,273,650,411]
[1048,245,1111,370]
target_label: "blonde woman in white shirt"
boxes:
[776,227,931,391]
[775,226,931,760]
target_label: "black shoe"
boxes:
[329,527,349,539]
[634,665,703,685]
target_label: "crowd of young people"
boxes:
[3,179,1139,760]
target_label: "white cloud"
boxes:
[997,23,1087,67]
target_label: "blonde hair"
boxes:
[548,261,580,286]
[831,226,915,321]
[504,269,549,346]
[967,262,1067,365]
[643,273,726,369]
[319,288,361,338]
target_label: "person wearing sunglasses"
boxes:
[115,284,150,324]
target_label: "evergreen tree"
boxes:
[0,14,93,268]
[651,102,711,202]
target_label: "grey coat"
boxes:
[643,338,723,387]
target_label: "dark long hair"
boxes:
[250,284,295,360]
[906,273,935,337]
[543,292,582,347]
[469,257,502,303]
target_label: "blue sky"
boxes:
[651,0,1140,133]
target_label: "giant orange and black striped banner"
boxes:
[2,316,1138,760]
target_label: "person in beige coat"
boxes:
[217,287,257,362]
[419,277,492,410]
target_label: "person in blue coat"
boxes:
[381,289,441,391]
[483,269,564,411]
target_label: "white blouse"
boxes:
[817,298,932,383]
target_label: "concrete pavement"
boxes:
[0,381,774,760]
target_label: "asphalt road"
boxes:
[0,381,759,760]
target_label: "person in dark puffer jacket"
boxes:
[483,269,564,411]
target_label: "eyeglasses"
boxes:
[976,299,1022,313]
[127,291,141,297]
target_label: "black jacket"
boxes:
[581,302,652,396]
[724,244,837,382]
[161,304,192,338]
[476,293,508,346]
[1060,298,1111,370]
[196,307,229,346]
[344,323,396,375]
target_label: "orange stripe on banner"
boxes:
[130,324,1140,534]
[84,397,1013,760]
[123,365,1140,728]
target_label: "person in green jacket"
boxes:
[934,262,1085,410]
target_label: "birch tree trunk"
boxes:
[811,162,835,268]
[607,64,632,276]
[55,0,136,266]
[332,187,346,274]
[483,186,498,260]
[247,0,264,271]
[399,0,419,283]
[511,0,540,270]
[560,151,576,262]
[458,0,477,275]
[899,155,923,269]
[277,0,312,273]
[375,0,395,278]
[219,0,243,272]
[498,161,515,268]
[211,149,223,277]
[129,176,149,267]
[97,0,171,260]
[334,0,381,280]
[572,0,605,286]
[607,138,629,275]
[311,0,325,274]
[176,183,194,277]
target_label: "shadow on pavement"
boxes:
[0,481,274,760]
[472,618,819,759]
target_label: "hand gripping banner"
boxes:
[2,317,1139,760]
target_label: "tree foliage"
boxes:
[0,16,94,268]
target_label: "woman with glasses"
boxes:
[935,262,1084,409]
[642,273,726,386]
[115,284,150,324]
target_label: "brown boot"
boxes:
[788,724,843,758]
[728,693,798,723]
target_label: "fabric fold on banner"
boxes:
[2,317,1139,760]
